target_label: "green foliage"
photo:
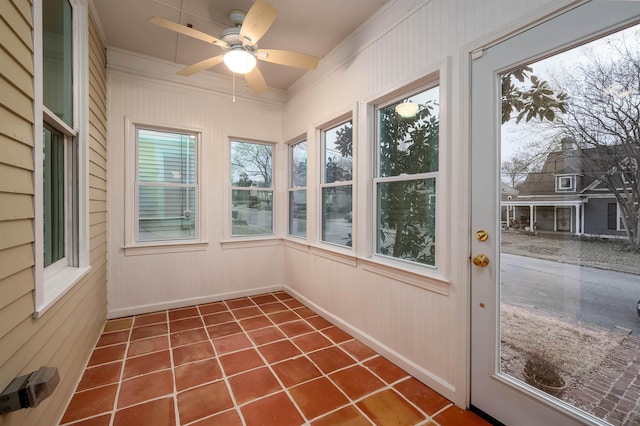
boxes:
[502,66,568,124]
[377,99,439,266]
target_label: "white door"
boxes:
[471,2,640,425]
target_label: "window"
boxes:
[43,0,75,271]
[375,86,439,266]
[136,128,198,242]
[231,141,274,236]
[289,140,307,238]
[321,120,353,247]
[556,175,575,192]
[35,0,89,315]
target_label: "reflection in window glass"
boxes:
[377,179,436,265]
[289,141,307,238]
[231,141,274,236]
[322,186,352,246]
[321,121,353,247]
[375,86,439,266]
[43,0,73,126]
[137,128,198,242]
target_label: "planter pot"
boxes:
[522,368,568,397]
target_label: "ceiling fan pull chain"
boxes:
[232,72,236,103]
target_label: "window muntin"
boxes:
[136,128,198,242]
[321,120,353,247]
[231,140,274,236]
[289,141,307,238]
[375,86,439,266]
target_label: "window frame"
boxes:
[555,174,575,192]
[319,116,354,249]
[229,139,276,238]
[124,120,205,253]
[33,0,90,317]
[372,84,441,269]
[288,138,308,239]
[134,126,200,243]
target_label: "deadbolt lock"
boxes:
[475,229,489,242]
[472,253,490,267]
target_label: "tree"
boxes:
[377,99,439,265]
[501,154,532,189]
[501,66,568,125]
[231,142,272,187]
[554,34,640,247]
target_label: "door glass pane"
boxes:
[500,24,640,423]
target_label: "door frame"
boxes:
[467,1,640,424]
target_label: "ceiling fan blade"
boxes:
[149,17,228,48]
[257,49,319,69]
[245,67,268,93]
[238,0,278,46]
[177,55,225,76]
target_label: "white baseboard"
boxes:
[107,285,284,319]
[283,285,457,403]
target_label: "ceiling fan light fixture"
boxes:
[395,102,419,118]
[224,49,256,74]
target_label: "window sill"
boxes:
[358,257,450,296]
[123,240,209,256]
[35,266,91,318]
[220,237,282,250]
[309,244,357,267]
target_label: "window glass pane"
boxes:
[231,142,273,188]
[379,87,439,177]
[324,121,352,183]
[322,186,352,246]
[138,129,196,184]
[289,190,307,237]
[291,141,307,187]
[138,187,196,241]
[43,0,73,126]
[43,125,66,266]
[232,190,273,235]
[377,178,436,266]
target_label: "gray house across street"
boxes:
[502,139,635,239]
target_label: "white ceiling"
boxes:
[91,0,390,91]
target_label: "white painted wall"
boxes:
[280,0,577,406]
[105,0,578,408]
[106,50,287,318]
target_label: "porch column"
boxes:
[530,205,534,230]
[575,204,581,235]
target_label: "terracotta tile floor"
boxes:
[60,291,490,425]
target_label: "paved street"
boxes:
[500,253,640,335]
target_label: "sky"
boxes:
[501,22,640,162]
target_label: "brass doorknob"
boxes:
[472,254,489,267]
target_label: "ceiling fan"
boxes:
[149,0,320,94]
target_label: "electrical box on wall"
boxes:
[0,367,60,414]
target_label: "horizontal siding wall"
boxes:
[281,0,575,406]
[106,57,286,317]
[0,3,109,425]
